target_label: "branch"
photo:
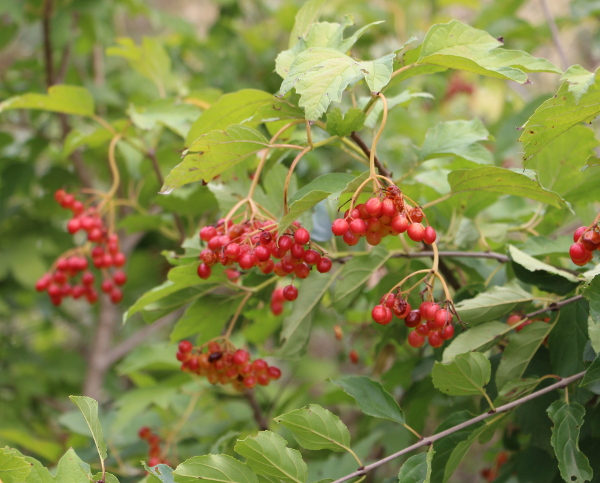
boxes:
[331,371,587,483]
[244,389,269,431]
[350,132,391,178]
[42,0,54,87]
[333,250,510,264]
[525,294,583,319]
[539,0,569,71]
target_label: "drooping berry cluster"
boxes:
[176,340,281,391]
[569,223,599,266]
[35,190,127,306]
[138,427,168,467]
[270,285,299,315]
[372,294,455,349]
[506,313,550,332]
[331,186,436,247]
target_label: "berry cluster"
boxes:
[138,427,168,467]
[35,190,127,306]
[372,294,455,349]
[270,285,299,315]
[507,313,550,332]
[176,340,281,391]
[331,186,436,247]
[569,223,599,266]
[198,220,332,280]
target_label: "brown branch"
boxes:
[42,0,54,87]
[330,371,587,483]
[244,389,269,431]
[525,294,583,319]
[540,0,569,71]
[334,250,511,264]
[350,132,391,178]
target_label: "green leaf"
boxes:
[509,245,580,295]
[418,20,561,83]
[234,431,308,483]
[170,295,236,343]
[330,375,405,425]
[581,356,600,393]
[333,246,391,302]
[107,37,172,96]
[21,454,54,483]
[278,48,395,120]
[68,396,107,462]
[442,321,511,363]
[161,125,268,192]
[547,401,593,483]
[278,267,342,358]
[0,447,30,483]
[496,320,556,391]
[562,65,597,103]
[362,90,433,129]
[274,404,351,452]
[0,429,62,462]
[54,448,93,483]
[173,454,258,483]
[397,451,434,483]
[279,171,369,233]
[583,275,600,353]
[288,0,326,49]
[548,299,589,377]
[185,89,276,145]
[447,167,570,210]
[432,352,491,396]
[453,282,533,326]
[0,85,94,116]
[420,119,493,164]
[519,70,600,162]
[128,100,200,138]
[495,378,543,405]
[325,108,366,137]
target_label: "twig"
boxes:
[330,371,587,483]
[42,0,54,87]
[334,250,511,264]
[245,390,269,430]
[539,0,569,71]
[350,132,391,178]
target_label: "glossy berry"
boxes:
[404,310,421,328]
[332,218,349,236]
[428,332,443,348]
[423,226,437,245]
[138,426,152,440]
[294,228,310,245]
[407,223,425,242]
[434,309,452,328]
[372,305,390,325]
[573,226,588,242]
[304,249,321,265]
[408,331,425,348]
[365,197,382,217]
[349,350,359,364]
[198,263,211,279]
[113,270,127,286]
[440,324,455,340]
[283,285,298,301]
[316,257,332,273]
[349,218,367,235]
[110,288,123,304]
[278,235,293,252]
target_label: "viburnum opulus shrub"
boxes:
[1,2,600,483]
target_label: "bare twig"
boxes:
[245,390,269,430]
[350,132,391,178]
[330,371,587,483]
[540,0,569,71]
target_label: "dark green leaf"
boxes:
[397,451,434,483]
[325,108,366,137]
[432,352,491,396]
[583,274,600,353]
[581,356,600,394]
[548,299,589,377]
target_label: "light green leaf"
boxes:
[0,85,94,116]
[583,274,600,353]
[93,473,120,483]
[418,20,561,83]
[128,100,200,138]
[561,65,597,104]
[274,404,351,452]
[397,451,434,483]
[447,167,569,209]
[333,246,391,302]
[234,431,308,483]
[453,282,533,326]
[581,356,600,393]
[289,0,326,49]
[0,429,62,461]
[432,352,491,396]
[547,401,593,483]
[161,125,268,192]
[362,90,433,129]
[278,267,342,358]
[420,119,493,164]
[279,171,369,233]
[496,320,556,391]
[173,454,258,483]
[330,376,405,425]
[107,37,172,96]
[442,321,511,363]
[519,71,600,162]
[0,447,31,483]
[325,108,366,137]
[54,448,93,483]
[278,48,394,120]
[21,454,54,483]
[185,90,276,145]
[68,396,107,462]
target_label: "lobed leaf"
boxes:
[288,0,326,49]
[330,375,405,425]
[0,85,94,116]
[173,454,258,483]
[397,451,434,483]
[234,431,308,483]
[432,352,491,396]
[420,119,493,164]
[418,20,561,83]
[274,404,351,452]
[69,396,107,462]
[0,447,31,483]
[325,108,366,137]
[547,401,593,483]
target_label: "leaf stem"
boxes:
[224,292,253,338]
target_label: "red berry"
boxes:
[271,301,284,315]
[294,228,310,245]
[54,189,66,203]
[67,218,81,234]
[225,243,241,258]
[304,249,321,265]
[101,280,113,293]
[197,263,211,279]
[343,231,360,246]
[272,288,285,303]
[239,253,255,270]
[409,207,424,223]
[419,302,433,318]
[294,263,310,279]
[405,310,421,328]
[349,350,359,364]
[254,245,271,262]
[60,193,75,208]
[138,426,152,440]
[408,331,425,348]
[434,309,452,328]
[372,305,392,325]
[381,198,397,217]
[569,242,589,263]
[428,332,443,348]
[148,456,161,467]
[365,198,382,217]
[573,226,588,243]
[316,257,332,273]
[582,230,600,251]
[53,270,67,285]
[332,219,349,236]
[113,270,127,286]
[440,324,455,340]
[200,226,217,241]
[81,271,95,286]
[391,215,408,234]
[278,235,293,252]
[110,288,123,304]
[267,366,281,379]
[243,376,256,388]
[349,218,367,235]
[423,226,437,245]
[407,223,425,242]
[365,232,382,246]
[416,323,430,337]
[507,314,523,327]
[35,274,52,292]
[179,340,193,353]
[423,303,440,321]
[291,243,305,259]
[253,359,268,372]
[232,349,250,365]
[86,289,98,304]
[283,285,298,301]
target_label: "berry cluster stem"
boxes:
[224,291,253,338]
